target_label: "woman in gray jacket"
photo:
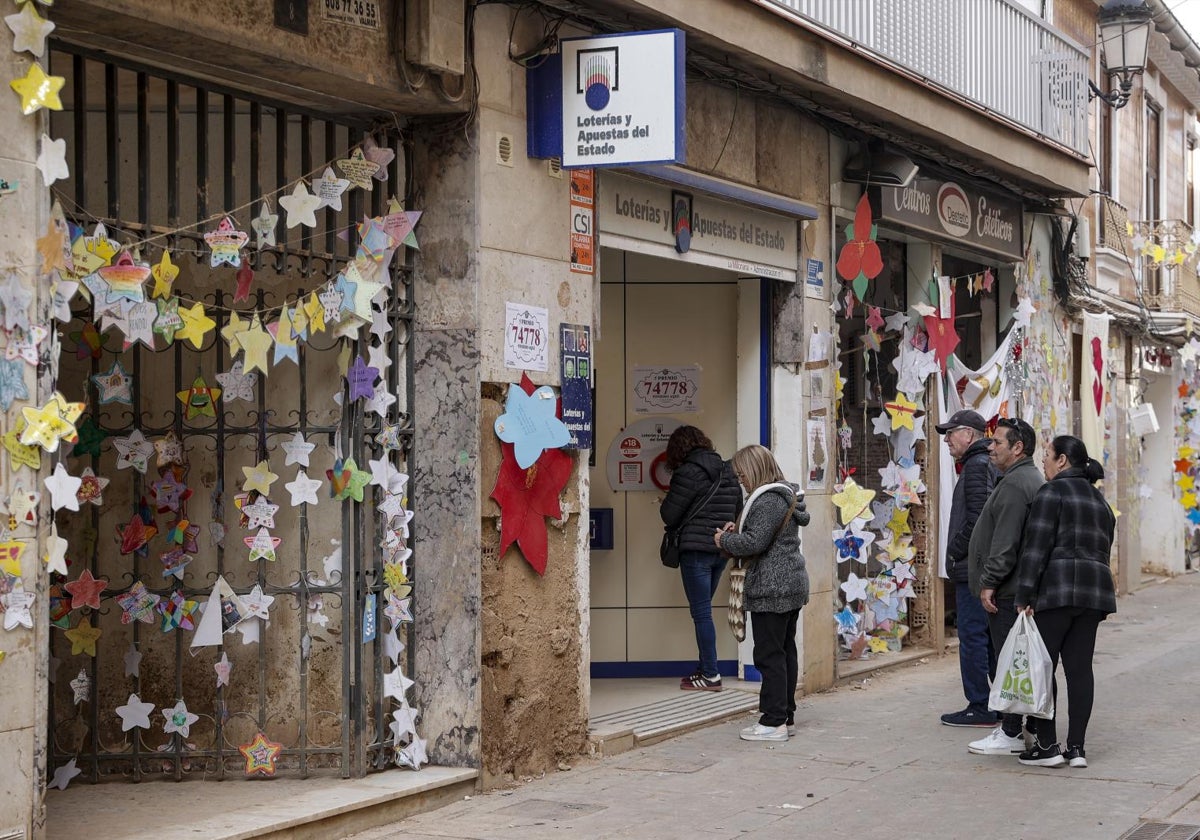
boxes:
[715,445,810,742]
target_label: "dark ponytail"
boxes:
[1051,435,1104,484]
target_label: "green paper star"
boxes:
[72,415,109,458]
[334,457,372,503]
[154,296,182,345]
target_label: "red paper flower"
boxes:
[836,194,884,286]
[489,373,572,576]
[922,296,960,372]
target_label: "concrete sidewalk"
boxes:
[350,573,1200,840]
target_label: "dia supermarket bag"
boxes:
[988,612,1054,719]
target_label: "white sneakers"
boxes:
[967,727,1026,755]
[740,723,788,742]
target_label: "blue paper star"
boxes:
[834,534,865,561]
[494,383,570,469]
[870,595,901,622]
[0,357,29,410]
[1188,507,1200,526]
[333,271,358,318]
[834,606,859,635]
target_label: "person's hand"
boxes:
[1016,604,1034,616]
[722,522,736,533]
[980,588,998,614]
[713,528,724,548]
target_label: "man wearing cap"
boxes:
[936,409,999,728]
[963,416,1046,756]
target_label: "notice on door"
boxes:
[605,417,682,492]
[631,365,701,414]
[504,302,549,371]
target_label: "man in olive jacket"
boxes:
[963,417,1045,756]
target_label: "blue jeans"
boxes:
[680,550,728,678]
[956,581,993,711]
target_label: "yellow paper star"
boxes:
[236,316,273,376]
[1177,474,1195,492]
[65,618,102,657]
[1182,491,1197,509]
[832,478,876,525]
[886,507,911,538]
[834,370,845,401]
[241,460,279,496]
[176,301,216,349]
[880,532,915,561]
[20,392,84,452]
[884,392,919,431]
[3,419,42,471]
[9,61,64,115]
[867,637,890,653]
[151,250,179,298]
[303,291,326,334]
[222,310,247,355]
[1181,445,1197,460]
[0,540,26,577]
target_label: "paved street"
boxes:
[351,573,1200,840]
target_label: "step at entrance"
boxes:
[588,690,758,756]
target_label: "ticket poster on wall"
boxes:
[631,365,700,414]
[806,417,829,491]
[605,417,683,492]
[504,302,549,371]
[560,323,594,449]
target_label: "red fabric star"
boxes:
[64,568,108,610]
[922,298,960,372]
[489,373,572,576]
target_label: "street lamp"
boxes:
[1090,0,1153,109]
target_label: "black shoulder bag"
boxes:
[660,474,723,568]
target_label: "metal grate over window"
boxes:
[45,43,416,781]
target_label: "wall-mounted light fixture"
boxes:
[1090,0,1153,109]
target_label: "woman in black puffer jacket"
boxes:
[660,426,742,692]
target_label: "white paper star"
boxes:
[0,273,33,331]
[162,699,199,738]
[840,572,869,603]
[366,384,397,417]
[884,310,909,333]
[323,543,342,584]
[870,412,892,437]
[382,623,405,664]
[70,668,90,703]
[214,652,231,687]
[44,521,68,574]
[114,430,154,473]
[49,759,81,791]
[251,201,278,249]
[280,431,316,467]
[242,499,279,529]
[116,693,155,731]
[383,665,415,701]
[216,359,257,403]
[4,4,55,57]
[124,643,142,678]
[278,181,322,229]
[242,584,275,620]
[44,462,82,512]
[396,736,427,770]
[1,586,35,630]
[367,457,395,489]
[50,278,79,323]
[370,307,393,340]
[367,342,392,374]
[36,134,68,187]
[1012,296,1037,328]
[122,301,158,350]
[285,470,322,507]
[389,705,420,741]
[377,492,406,522]
[314,166,351,211]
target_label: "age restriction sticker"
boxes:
[320,0,381,30]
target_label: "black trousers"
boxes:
[751,609,800,727]
[1030,606,1105,748]
[988,598,1026,737]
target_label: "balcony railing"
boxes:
[1128,219,1200,319]
[757,0,1090,155]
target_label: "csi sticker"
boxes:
[503,302,549,371]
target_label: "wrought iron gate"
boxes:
[45,44,415,780]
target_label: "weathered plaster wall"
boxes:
[1,28,50,840]
[473,5,590,784]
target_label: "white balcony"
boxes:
[755,0,1090,156]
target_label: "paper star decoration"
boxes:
[44,523,69,575]
[832,519,875,564]
[162,699,200,738]
[831,478,876,525]
[65,568,108,610]
[215,652,232,687]
[328,457,371,502]
[115,511,157,555]
[114,430,154,473]
[92,359,134,404]
[236,316,273,376]
[0,357,29,410]
[396,737,428,770]
[9,61,64,114]
[151,249,179,298]
[1,587,35,630]
[346,355,380,402]
[390,705,420,741]
[176,302,216,349]
[285,470,322,506]
[362,135,396,179]
[204,216,249,267]
[1012,296,1037,328]
[337,148,380,189]
[280,431,316,467]
[21,392,84,452]
[242,460,278,496]
[116,693,155,731]
[243,499,279,529]
[834,606,860,635]
[383,665,416,701]
[216,359,257,403]
[314,166,351,211]
[177,375,222,420]
[240,731,283,777]
[251,201,278,249]
[884,392,919,431]
[159,590,199,632]
[45,462,82,512]
[0,273,33,332]
[116,581,160,624]
[840,572,869,603]
[49,759,81,791]
[494,382,571,469]
[244,527,282,562]
[154,431,187,468]
[36,133,68,186]
[279,181,322,228]
[124,644,143,678]
[65,618,102,656]
[5,4,55,57]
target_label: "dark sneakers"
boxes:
[680,673,722,692]
[940,707,1000,727]
[1018,743,1066,767]
[1063,746,1087,768]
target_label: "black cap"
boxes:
[935,409,987,434]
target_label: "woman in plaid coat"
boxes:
[1015,435,1116,769]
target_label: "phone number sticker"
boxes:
[321,0,380,30]
[632,365,701,414]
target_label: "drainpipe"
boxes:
[1146,0,1200,69]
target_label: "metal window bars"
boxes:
[45,44,415,781]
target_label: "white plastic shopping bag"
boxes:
[988,611,1054,719]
